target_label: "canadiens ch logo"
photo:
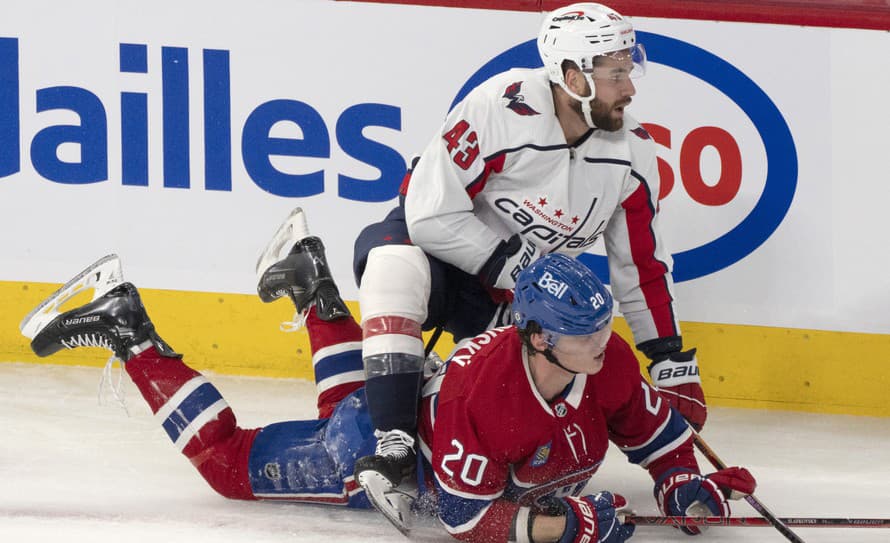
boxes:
[531,443,551,467]
[503,81,539,116]
[554,402,568,417]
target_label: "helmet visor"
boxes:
[546,319,613,357]
[585,43,647,82]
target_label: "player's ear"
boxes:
[565,67,587,96]
[529,331,550,352]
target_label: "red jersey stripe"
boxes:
[466,153,506,200]
[621,180,677,338]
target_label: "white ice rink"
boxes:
[2,361,889,542]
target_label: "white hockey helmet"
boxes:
[538,3,646,125]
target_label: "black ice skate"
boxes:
[20,254,179,362]
[255,207,350,321]
[354,429,418,535]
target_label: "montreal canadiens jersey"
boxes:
[403,68,677,344]
[417,326,694,542]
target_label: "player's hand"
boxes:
[479,234,540,290]
[640,337,707,431]
[557,492,635,543]
[655,467,756,536]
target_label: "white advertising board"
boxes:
[1,0,888,334]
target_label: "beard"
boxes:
[575,97,631,132]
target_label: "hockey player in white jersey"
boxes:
[350,2,707,515]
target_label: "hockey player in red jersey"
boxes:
[20,210,754,542]
[416,253,755,542]
[351,2,707,503]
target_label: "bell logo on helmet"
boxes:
[537,271,569,299]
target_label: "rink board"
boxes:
[1,1,889,419]
[5,279,889,418]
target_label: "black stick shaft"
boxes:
[692,431,807,542]
[627,515,890,528]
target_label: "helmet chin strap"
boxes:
[558,72,599,129]
[542,347,579,375]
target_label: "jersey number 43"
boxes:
[443,120,480,170]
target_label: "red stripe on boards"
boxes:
[342,1,890,31]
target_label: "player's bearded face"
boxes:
[573,54,636,131]
[575,95,632,132]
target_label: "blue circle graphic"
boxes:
[452,33,798,283]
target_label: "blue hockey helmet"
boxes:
[512,253,613,337]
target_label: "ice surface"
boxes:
[2,362,889,542]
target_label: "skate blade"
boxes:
[255,207,310,281]
[357,470,415,537]
[20,254,124,339]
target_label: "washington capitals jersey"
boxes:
[403,68,677,344]
[417,326,694,542]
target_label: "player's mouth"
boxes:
[614,99,632,114]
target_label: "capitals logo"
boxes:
[503,81,539,116]
[631,126,651,140]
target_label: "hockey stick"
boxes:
[626,515,890,528]
[692,430,806,543]
[424,324,444,357]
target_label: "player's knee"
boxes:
[352,207,410,285]
[192,428,259,501]
[360,245,429,379]
[359,245,430,324]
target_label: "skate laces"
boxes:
[373,429,416,459]
[59,332,131,414]
[98,354,130,416]
[280,309,309,333]
[60,332,115,351]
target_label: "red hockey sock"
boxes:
[305,307,365,418]
[125,347,258,500]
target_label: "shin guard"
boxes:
[359,246,430,432]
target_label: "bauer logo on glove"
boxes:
[639,337,708,431]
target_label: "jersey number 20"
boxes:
[441,438,489,486]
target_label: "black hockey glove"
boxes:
[478,234,540,290]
